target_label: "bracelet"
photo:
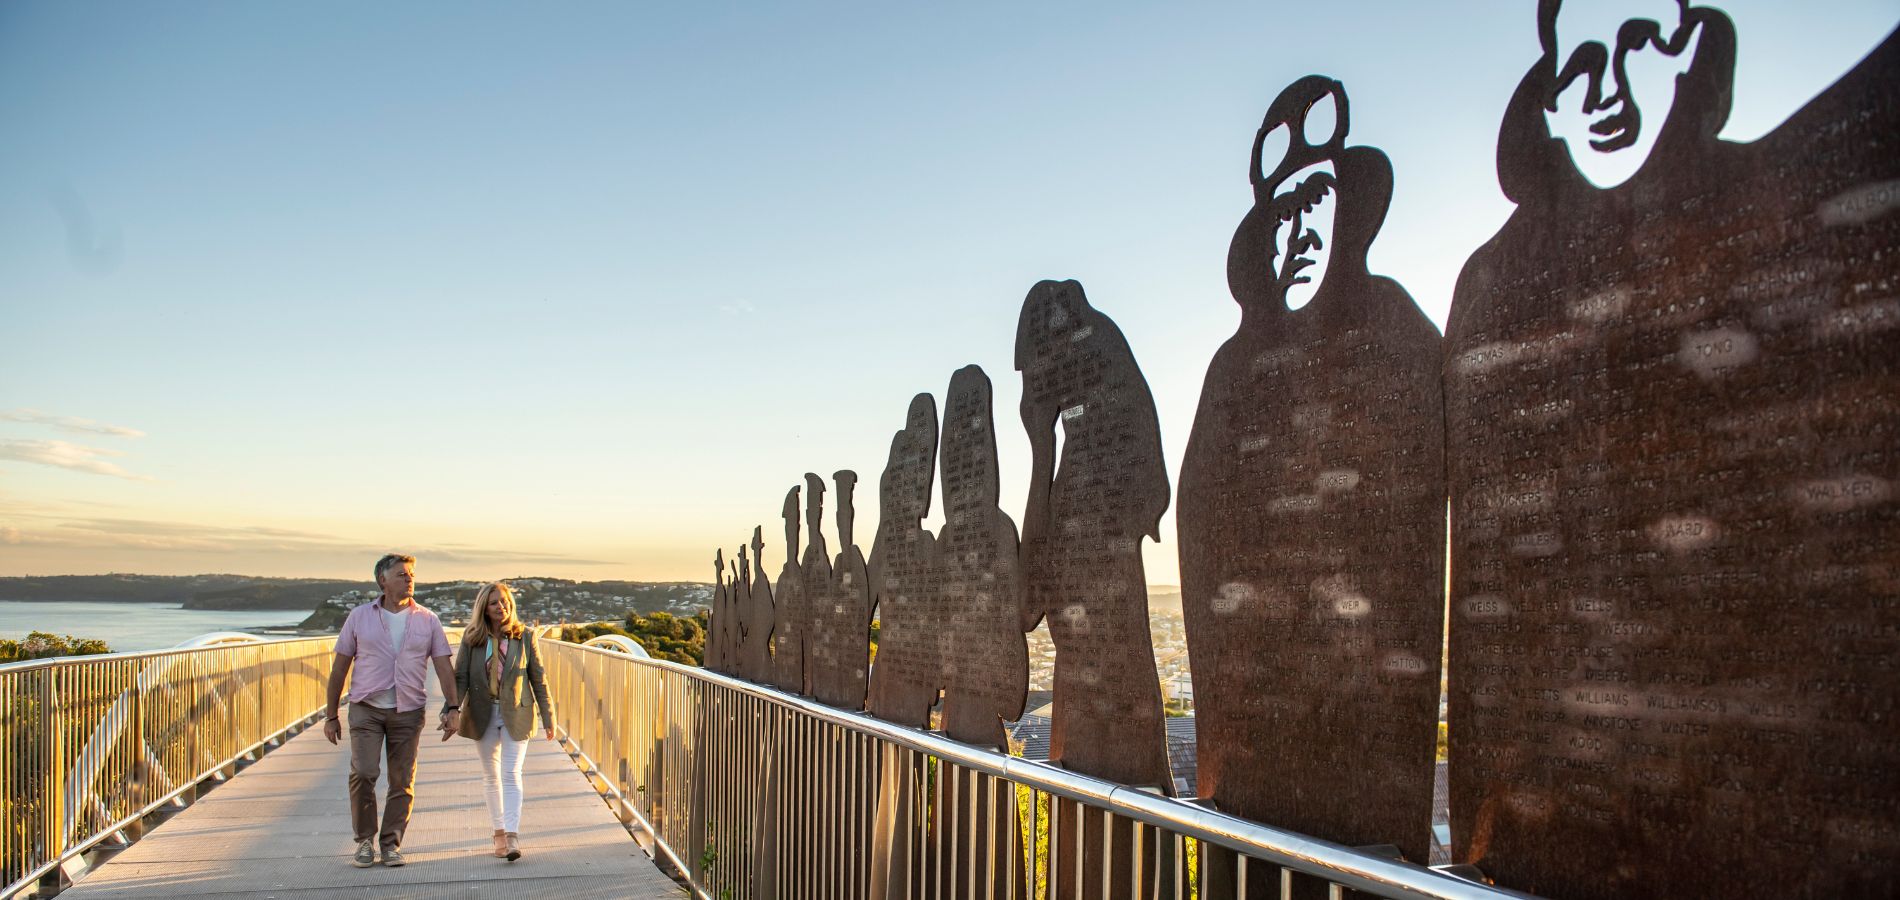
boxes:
[442,705,460,712]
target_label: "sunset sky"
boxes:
[2,1,1894,584]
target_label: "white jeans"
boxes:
[476,713,527,833]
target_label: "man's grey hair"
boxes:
[374,553,416,583]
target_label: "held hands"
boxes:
[544,728,555,742]
[323,716,341,745]
[439,710,460,742]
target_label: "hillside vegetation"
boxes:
[561,611,707,665]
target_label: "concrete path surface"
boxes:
[59,700,683,899]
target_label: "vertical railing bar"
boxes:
[856,729,867,900]
[708,686,719,898]
[1162,827,1178,900]
[935,755,948,900]
[839,724,849,899]
[862,730,873,900]
[1131,817,1143,900]
[1073,799,1083,900]
[969,765,978,898]
[813,710,820,900]
[804,710,815,900]
[1026,784,1035,900]
[969,768,981,900]
[752,691,760,895]
[1004,773,1014,900]
[813,717,820,900]
[823,718,834,900]
[901,746,915,895]
[942,759,957,900]
[726,687,737,898]
[725,688,736,894]
[818,711,828,900]
[1049,790,1060,900]
[776,699,785,899]
[986,771,999,900]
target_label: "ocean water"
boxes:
[0,600,309,653]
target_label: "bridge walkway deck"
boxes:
[57,691,682,900]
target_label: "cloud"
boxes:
[0,440,151,480]
[2,515,618,567]
[420,547,621,567]
[0,409,144,438]
[717,300,757,318]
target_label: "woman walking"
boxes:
[454,582,554,861]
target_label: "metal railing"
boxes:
[1,636,336,898]
[541,639,1541,900]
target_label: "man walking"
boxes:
[323,553,461,868]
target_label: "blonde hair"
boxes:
[463,582,526,646]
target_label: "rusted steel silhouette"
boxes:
[937,365,1029,750]
[730,542,753,677]
[807,471,872,709]
[1444,5,1900,897]
[934,364,1029,897]
[708,547,731,674]
[797,473,833,703]
[770,484,807,694]
[1017,278,1172,900]
[1178,76,1446,899]
[866,395,943,900]
[741,526,775,683]
[866,394,945,727]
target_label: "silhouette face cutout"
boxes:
[1542,0,1700,188]
[1255,82,1345,310]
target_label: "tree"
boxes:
[0,631,111,664]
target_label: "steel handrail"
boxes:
[547,638,1539,900]
[1,635,336,900]
[0,639,285,674]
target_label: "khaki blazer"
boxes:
[453,630,554,741]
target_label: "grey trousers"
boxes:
[347,702,425,850]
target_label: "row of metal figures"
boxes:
[706,8,1900,899]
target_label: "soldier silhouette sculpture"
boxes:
[1017,278,1172,900]
[1178,75,1446,900]
[933,365,1029,897]
[1444,4,1900,897]
[770,485,807,694]
[866,395,945,726]
[740,526,775,683]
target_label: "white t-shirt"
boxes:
[363,605,412,709]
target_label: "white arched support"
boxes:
[580,634,651,659]
[172,632,268,649]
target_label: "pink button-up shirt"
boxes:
[335,597,452,713]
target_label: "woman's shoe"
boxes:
[505,832,521,862]
[492,829,508,858]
